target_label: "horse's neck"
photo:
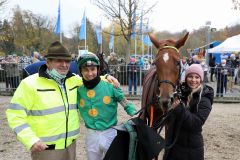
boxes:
[141,67,158,108]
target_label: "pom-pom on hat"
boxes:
[185,64,204,81]
[45,41,71,60]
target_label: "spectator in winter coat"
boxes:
[227,54,237,91]
[108,52,119,79]
[215,59,229,96]
[127,57,139,95]
[180,57,189,82]
[188,55,200,65]
[209,54,216,82]
[163,64,214,160]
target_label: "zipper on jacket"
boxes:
[57,82,70,149]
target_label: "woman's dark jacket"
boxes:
[164,85,214,160]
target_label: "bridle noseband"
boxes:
[158,80,176,90]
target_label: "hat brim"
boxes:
[45,55,72,60]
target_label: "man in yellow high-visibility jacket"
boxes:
[5,41,118,160]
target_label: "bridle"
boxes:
[154,46,182,97]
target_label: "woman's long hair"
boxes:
[187,84,203,111]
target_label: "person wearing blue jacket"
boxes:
[22,60,79,79]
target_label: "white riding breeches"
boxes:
[85,128,117,160]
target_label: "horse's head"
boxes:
[149,32,189,110]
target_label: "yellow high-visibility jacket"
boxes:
[6,65,81,150]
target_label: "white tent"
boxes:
[207,34,240,53]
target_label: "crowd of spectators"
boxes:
[188,53,240,97]
[214,54,240,96]
[0,52,42,91]
[106,53,153,95]
[1,51,240,97]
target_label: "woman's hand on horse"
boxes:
[172,99,181,109]
[106,75,120,88]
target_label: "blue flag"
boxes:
[144,35,152,46]
[143,20,152,46]
[131,9,136,39]
[95,22,102,44]
[55,0,61,35]
[79,10,86,40]
[109,28,114,50]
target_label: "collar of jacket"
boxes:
[38,64,75,79]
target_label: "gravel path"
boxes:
[1,96,240,160]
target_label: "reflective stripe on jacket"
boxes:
[6,66,82,150]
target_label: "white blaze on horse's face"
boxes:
[163,52,169,63]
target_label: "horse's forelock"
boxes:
[158,39,176,49]
[156,47,180,65]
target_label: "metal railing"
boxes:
[0,64,240,101]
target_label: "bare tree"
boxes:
[92,0,157,56]
[232,0,240,9]
[0,0,7,11]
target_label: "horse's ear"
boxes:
[175,32,189,49]
[149,34,160,49]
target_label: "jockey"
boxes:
[77,52,137,160]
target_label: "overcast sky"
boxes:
[4,0,240,37]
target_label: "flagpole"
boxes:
[151,45,153,63]
[100,28,102,52]
[60,31,62,43]
[140,10,144,57]
[113,33,114,53]
[134,32,137,58]
[100,21,102,53]
[84,9,87,51]
[60,0,62,43]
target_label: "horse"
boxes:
[96,52,110,75]
[141,32,189,159]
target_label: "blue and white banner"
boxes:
[54,0,61,35]
[95,22,102,44]
[79,10,86,40]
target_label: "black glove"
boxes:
[178,82,192,102]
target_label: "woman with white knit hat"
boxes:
[163,64,214,160]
